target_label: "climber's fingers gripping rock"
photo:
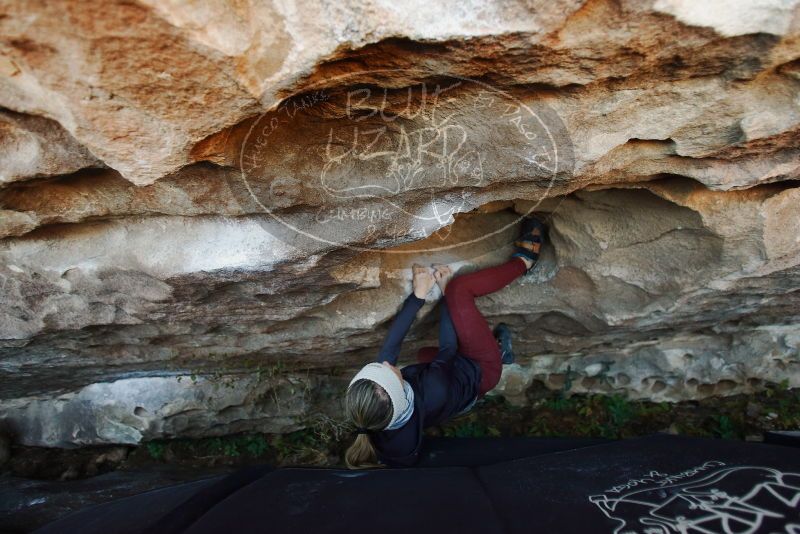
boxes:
[412,263,436,299]
[432,264,454,294]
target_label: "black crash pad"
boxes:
[35,434,800,534]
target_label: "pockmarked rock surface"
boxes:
[1,0,799,446]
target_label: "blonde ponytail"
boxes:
[344,379,392,469]
[345,433,381,469]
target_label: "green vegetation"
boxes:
[143,434,265,461]
[435,380,799,442]
[711,415,737,439]
[138,414,348,467]
[145,441,166,461]
[441,416,501,438]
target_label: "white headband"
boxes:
[348,362,409,429]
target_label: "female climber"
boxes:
[343,215,546,468]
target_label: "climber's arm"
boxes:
[376,293,426,365]
[433,297,458,363]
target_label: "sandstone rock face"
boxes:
[1,373,348,447]
[1,0,799,446]
[0,110,103,187]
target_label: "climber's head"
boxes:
[344,379,392,468]
[343,362,407,469]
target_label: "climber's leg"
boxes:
[445,258,527,395]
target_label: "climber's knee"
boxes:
[478,366,502,396]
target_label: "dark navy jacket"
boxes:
[372,293,481,467]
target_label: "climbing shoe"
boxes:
[512,215,545,271]
[494,323,515,365]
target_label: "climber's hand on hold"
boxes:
[412,263,435,299]
[432,264,454,295]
